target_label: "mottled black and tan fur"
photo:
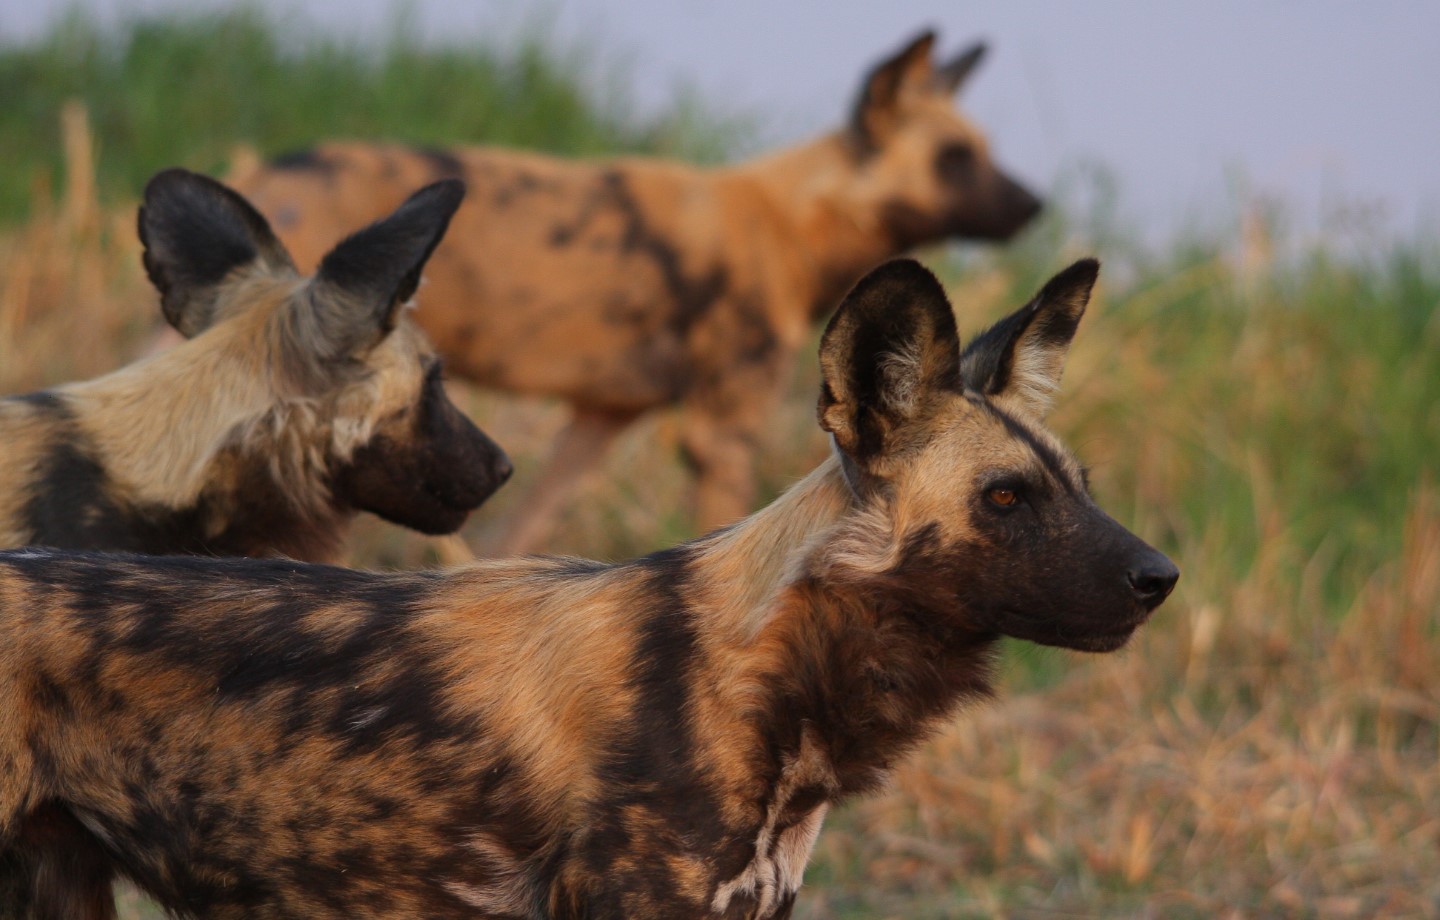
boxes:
[0,259,1176,919]
[0,169,511,562]
[233,30,1043,552]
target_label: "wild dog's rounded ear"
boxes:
[818,259,961,471]
[309,178,466,358]
[850,30,937,151]
[932,41,987,96]
[959,258,1099,418]
[138,168,297,337]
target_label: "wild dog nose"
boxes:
[1013,183,1043,222]
[1127,554,1180,608]
[492,454,514,486]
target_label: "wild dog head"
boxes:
[849,30,1042,248]
[131,171,512,547]
[819,259,1177,650]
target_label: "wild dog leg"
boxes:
[682,355,792,532]
[489,408,639,555]
[682,410,761,532]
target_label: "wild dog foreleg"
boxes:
[681,358,791,532]
[489,408,640,555]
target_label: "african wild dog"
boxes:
[0,169,511,562]
[0,258,1177,919]
[231,29,1043,552]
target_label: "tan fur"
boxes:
[233,32,1041,551]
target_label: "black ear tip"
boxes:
[827,259,951,341]
[143,167,195,198]
[1051,257,1101,290]
[866,257,937,285]
[142,167,224,206]
[909,28,938,50]
[846,258,947,305]
[409,178,467,217]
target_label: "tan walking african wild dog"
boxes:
[0,257,1177,919]
[232,29,1043,553]
[0,169,511,562]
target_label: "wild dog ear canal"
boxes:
[818,258,961,464]
[959,258,1099,418]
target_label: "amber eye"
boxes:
[987,487,1019,507]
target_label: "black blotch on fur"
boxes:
[575,544,733,910]
[934,142,976,186]
[973,400,1082,495]
[21,436,150,553]
[9,391,70,414]
[414,147,464,179]
[555,171,731,343]
[17,422,342,559]
[269,149,335,172]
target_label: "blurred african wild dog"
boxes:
[232,29,1043,553]
[0,169,511,562]
[0,258,1178,919]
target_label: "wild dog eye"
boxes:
[935,143,976,182]
[986,486,1019,508]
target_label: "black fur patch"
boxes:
[552,171,731,340]
[934,142,977,185]
[21,434,149,553]
[0,550,554,914]
[572,544,735,911]
[16,421,342,559]
[269,149,336,172]
[9,391,69,413]
[972,399,1083,496]
[414,147,464,179]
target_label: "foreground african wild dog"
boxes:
[0,258,1178,919]
[0,169,511,561]
[232,29,1043,552]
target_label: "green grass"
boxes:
[0,7,745,222]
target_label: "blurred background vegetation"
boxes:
[0,8,740,222]
[2,9,1437,918]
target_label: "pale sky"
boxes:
[4,0,1437,244]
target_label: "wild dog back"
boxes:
[0,259,1175,919]
[0,170,511,561]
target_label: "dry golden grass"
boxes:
[3,116,1436,918]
